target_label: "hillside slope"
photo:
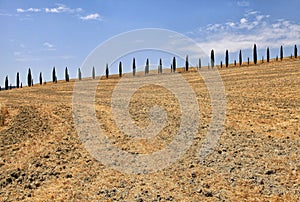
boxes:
[0,59,299,201]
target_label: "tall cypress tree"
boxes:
[239,50,242,66]
[39,72,42,85]
[16,72,20,88]
[27,68,32,87]
[65,67,69,82]
[294,45,297,58]
[185,55,189,71]
[78,68,82,80]
[92,66,95,79]
[105,64,109,79]
[199,58,201,69]
[145,58,149,75]
[172,57,176,72]
[5,76,8,90]
[119,61,122,77]
[133,58,136,76]
[65,67,70,82]
[210,50,215,68]
[158,58,162,74]
[52,67,57,83]
[225,50,229,68]
[280,45,283,61]
[253,44,257,65]
[267,47,270,62]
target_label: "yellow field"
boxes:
[0,58,299,201]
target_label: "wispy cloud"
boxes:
[189,10,300,55]
[237,0,250,7]
[16,8,41,13]
[13,51,40,62]
[80,13,101,21]
[15,4,103,22]
[43,42,56,51]
[0,10,13,16]
[59,55,75,60]
[44,4,82,14]
[16,4,82,15]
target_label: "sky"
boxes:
[1,0,300,86]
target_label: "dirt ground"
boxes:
[0,58,299,201]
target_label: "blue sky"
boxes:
[1,0,300,86]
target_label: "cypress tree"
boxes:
[78,68,82,80]
[225,50,229,68]
[119,62,122,77]
[171,64,173,72]
[39,72,42,85]
[65,67,69,82]
[253,44,257,65]
[220,61,223,68]
[199,58,201,69]
[27,68,32,87]
[105,64,109,79]
[239,50,242,66]
[172,57,176,72]
[92,66,95,79]
[158,58,162,74]
[16,72,20,88]
[280,45,283,61]
[52,67,57,83]
[234,60,236,66]
[5,76,8,90]
[267,47,270,62]
[294,45,297,58]
[248,57,250,65]
[133,58,136,76]
[210,50,215,68]
[185,55,189,71]
[20,82,22,88]
[145,58,149,75]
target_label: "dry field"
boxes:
[0,58,299,201]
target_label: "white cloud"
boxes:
[16,8,41,13]
[207,24,224,31]
[240,18,247,24]
[226,22,235,27]
[237,1,250,7]
[43,42,54,48]
[246,10,258,16]
[45,4,82,13]
[256,15,265,21]
[191,10,300,55]
[15,4,104,22]
[43,42,56,51]
[16,8,25,13]
[80,13,101,20]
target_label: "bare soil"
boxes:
[0,58,299,201]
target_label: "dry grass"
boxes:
[0,58,299,201]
